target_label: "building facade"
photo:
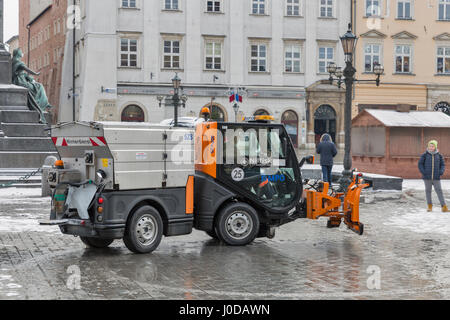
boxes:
[58,0,351,149]
[353,0,450,116]
[18,0,68,122]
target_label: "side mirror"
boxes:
[299,155,315,168]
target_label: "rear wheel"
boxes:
[123,205,163,254]
[215,202,260,246]
[80,237,114,249]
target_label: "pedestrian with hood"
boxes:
[418,140,448,212]
[316,133,338,185]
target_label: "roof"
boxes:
[6,35,19,44]
[363,110,450,128]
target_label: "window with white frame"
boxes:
[437,47,450,74]
[122,0,137,8]
[320,0,333,17]
[165,0,179,10]
[120,38,138,67]
[395,45,412,73]
[318,46,334,73]
[163,39,181,69]
[252,0,266,15]
[364,44,381,72]
[366,0,381,17]
[286,0,301,16]
[285,44,301,72]
[206,0,221,12]
[205,41,223,70]
[438,0,450,20]
[250,43,268,72]
[397,0,412,19]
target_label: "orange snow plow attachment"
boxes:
[305,173,369,235]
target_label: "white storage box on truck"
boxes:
[44,121,195,253]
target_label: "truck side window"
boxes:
[221,125,299,210]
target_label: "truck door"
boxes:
[217,123,302,213]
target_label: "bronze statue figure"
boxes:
[12,48,52,113]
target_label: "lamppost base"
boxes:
[337,169,353,193]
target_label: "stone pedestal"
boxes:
[0,48,11,84]
[0,84,57,169]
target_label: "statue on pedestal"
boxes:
[12,49,53,113]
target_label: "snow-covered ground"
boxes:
[0,188,43,198]
[403,179,450,191]
[0,188,58,234]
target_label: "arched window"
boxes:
[281,110,299,148]
[314,105,337,145]
[435,101,450,116]
[202,104,227,122]
[121,105,145,122]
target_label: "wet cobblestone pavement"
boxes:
[1,186,450,300]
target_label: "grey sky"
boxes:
[3,0,19,42]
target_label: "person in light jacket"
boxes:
[418,140,448,212]
[316,133,338,184]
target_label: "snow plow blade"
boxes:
[305,173,369,235]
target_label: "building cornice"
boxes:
[391,31,418,40]
[433,32,450,41]
[360,29,387,39]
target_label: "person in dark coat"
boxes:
[316,133,338,184]
[418,140,447,212]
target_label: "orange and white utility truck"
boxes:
[40,116,368,254]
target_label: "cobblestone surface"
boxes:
[1,186,450,300]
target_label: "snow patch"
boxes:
[0,218,59,234]
[0,188,44,198]
[403,180,450,191]
[385,209,450,235]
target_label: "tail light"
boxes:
[98,197,104,205]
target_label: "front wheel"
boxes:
[80,237,114,248]
[215,202,260,246]
[205,230,219,240]
[123,205,163,254]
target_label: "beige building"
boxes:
[353,0,450,116]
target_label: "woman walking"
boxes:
[418,140,448,212]
[316,133,338,185]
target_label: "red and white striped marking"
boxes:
[52,137,107,147]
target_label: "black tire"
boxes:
[123,205,163,254]
[215,202,260,246]
[205,230,219,240]
[80,237,114,248]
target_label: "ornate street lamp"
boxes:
[326,23,384,192]
[340,26,358,63]
[172,73,181,127]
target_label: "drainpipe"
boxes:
[72,0,76,122]
[26,25,31,65]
